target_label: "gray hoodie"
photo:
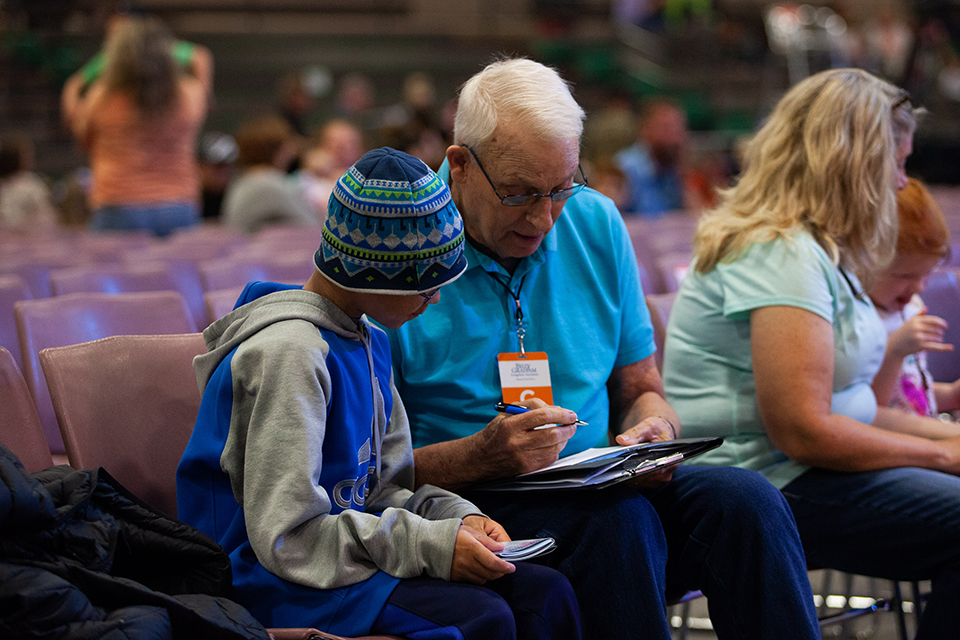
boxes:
[191,287,481,589]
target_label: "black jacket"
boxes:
[0,444,271,640]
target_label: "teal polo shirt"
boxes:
[384,163,655,456]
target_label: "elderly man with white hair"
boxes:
[384,57,821,640]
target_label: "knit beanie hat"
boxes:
[316,147,467,294]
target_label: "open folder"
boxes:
[473,437,723,492]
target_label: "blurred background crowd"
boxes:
[0,0,958,235]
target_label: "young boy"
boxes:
[176,148,580,640]
[868,177,960,417]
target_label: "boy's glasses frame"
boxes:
[419,288,440,301]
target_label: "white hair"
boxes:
[453,57,585,153]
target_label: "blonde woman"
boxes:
[662,68,960,640]
[61,15,212,236]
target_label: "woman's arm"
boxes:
[751,305,960,474]
[60,73,95,146]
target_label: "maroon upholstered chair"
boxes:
[0,253,90,299]
[0,346,54,473]
[199,257,314,293]
[40,333,402,640]
[0,274,31,372]
[645,292,676,372]
[15,291,196,454]
[204,287,245,325]
[654,251,693,294]
[920,267,960,385]
[40,333,205,518]
[50,262,181,297]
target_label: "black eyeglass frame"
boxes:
[892,88,912,111]
[462,145,588,207]
[418,287,440,301]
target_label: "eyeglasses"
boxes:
[419,287,440,301]
[892,88,912,111]
[463,145,588,207]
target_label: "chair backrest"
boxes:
[0,346,54,473]
[50,262,180,297]
[0,253,90,298]
[921,268,960,384]
[125,244,233,329]
[15,291,197,454]
[645,292,676,372]
[655,251,693,294]
[0,274,31,371]
[204,287,245,325]
[41,333,207,518]
[199,257,314,293]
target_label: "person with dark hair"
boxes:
[0,135,58,231]
[197,131,238,220]
[221,114,317,233]
[614,97,693,216]
[60,14,212,236]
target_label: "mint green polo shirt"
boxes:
[663,231,887,488]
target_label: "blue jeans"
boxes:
[90,201,200,238]
[782,466,960,640]
[465,465,820,640]
[370,563,581,640]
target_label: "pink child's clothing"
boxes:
[877,294,939,417]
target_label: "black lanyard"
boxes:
[486,271,528,356]
[839,267,866,302]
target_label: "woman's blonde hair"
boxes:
[693,68,917,276]
[102,16,178,115]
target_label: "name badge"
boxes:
[497,352,553,404]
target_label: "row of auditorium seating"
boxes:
[0,339,397,640]
[0,224,321,329]
[0,290,931,638]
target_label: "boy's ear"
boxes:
[447,145,469,184]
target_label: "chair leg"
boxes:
[892,581,910,640]
[911,580,924,620]
[677,600,692,640]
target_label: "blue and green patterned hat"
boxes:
[316,147,467,295]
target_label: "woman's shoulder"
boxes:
[741,228,833,267]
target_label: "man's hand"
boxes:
[475,399,579,477]
[450,517,515,585]
[888,309,952,360]
[615,415,676,446]
[615,415,677,488]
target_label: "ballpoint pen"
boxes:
[494,402,589,428]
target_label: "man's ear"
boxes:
[446,145,469,184]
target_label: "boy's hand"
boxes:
[888,309,953,359]
[450,518,515,585]
[462,515,511,542]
